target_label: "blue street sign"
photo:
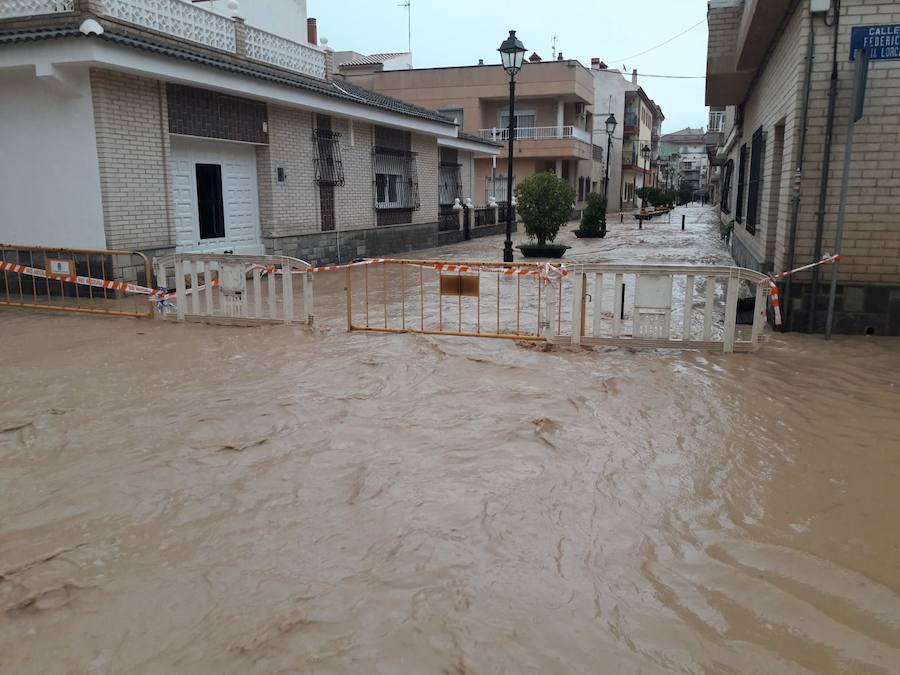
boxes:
[850,25,900,61]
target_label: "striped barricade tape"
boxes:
[758,254,841,327]
[0,260,159,296]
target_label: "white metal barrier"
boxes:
[547,263,770,353]
[154,254,313,325]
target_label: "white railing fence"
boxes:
[155,253,313,326]
[96,0,326,79]
[0,0,74,19]
[480,126,591,143]
[245,25,327,80]
[546,263,769,353]
[99,0,236,52]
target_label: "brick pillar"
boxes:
[233,17,246,57]
[324,47,335,80]
[79,0,106,14]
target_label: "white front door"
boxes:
[170,138,263,254]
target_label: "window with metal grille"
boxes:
[745,127,764,235]
[373,126,419,219]
[735,143,748,223]
[439,162,462,205]
[314,115,344,186]
[439,147,462,206]
[319,184,335,231]
[720,159,734,214]
[374,149,419,210]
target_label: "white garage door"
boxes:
[170,138,263,254]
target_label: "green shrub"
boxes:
[636,187,676,208]
[514,172,577,246]
[580,192,607,234]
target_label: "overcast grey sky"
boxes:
[310,0,709,133]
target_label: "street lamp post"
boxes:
[603,114,617,201]
[498,30,526,263]
[640,143,651,209]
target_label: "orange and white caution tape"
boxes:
[252,258,567,283]
[766,254,841,283]
[768,281,783,326]
[757,254,841,327]
[0,260,160,296]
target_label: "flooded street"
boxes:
[2,207,900,674]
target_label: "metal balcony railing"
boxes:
[479,126,591,143]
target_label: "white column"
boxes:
[556,99,565,132]
[555,159,563,176]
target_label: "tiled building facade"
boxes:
[708,0,900,334]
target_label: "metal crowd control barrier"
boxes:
[345,259,555,341]
[154,253,313,325]
[0,243,153,319]
[552,263,770,353]
[345,259,770,351]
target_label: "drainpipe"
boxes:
[783,8,816,331]
[807,0,840,332]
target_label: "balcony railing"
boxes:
[246,25,327,80]
[96,0,326,79]
[0,0,75,19]
[99,0,236,52]
[479,126,591,143]
[624,112,639,129]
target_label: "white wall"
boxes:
[0,67,107,248]
[189,0,309,44]
[591,68,629,210]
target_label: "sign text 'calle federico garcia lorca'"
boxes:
[850,24,900,60]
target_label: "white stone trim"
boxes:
[0,39,458,138]
[437,136,501,156]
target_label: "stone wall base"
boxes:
[265,221,441,266]
[780,280,900,336]
[729,231,766,273]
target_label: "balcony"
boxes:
[478,125,592,160]
[623,111,639,133]
[91,0,327,80]
[706,0,793,106]
[479,126,591,143]
[0,0,76,19]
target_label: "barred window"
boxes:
[439,162,462,205]
[314,117,344,186]
[374,148,419,210]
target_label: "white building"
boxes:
[0,0,500,271]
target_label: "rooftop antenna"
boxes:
[398,0,411,54]
[551,33,558,60]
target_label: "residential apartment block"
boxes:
[708,0,900,334]
[589,62,664,210]
[0,0,500,269]
[658,127,710,194]
[339,56,602,211]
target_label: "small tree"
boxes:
[580,192,607,234]
[515,172,576,246]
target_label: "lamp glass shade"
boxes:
[605,113,617,136]
[641,144,651,159]
[498,30,526,75]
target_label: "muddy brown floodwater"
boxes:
[2,207,900,674]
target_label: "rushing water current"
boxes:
[2,208,899,674]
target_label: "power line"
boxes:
[636,73,706,79]
[611,19,706,64]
